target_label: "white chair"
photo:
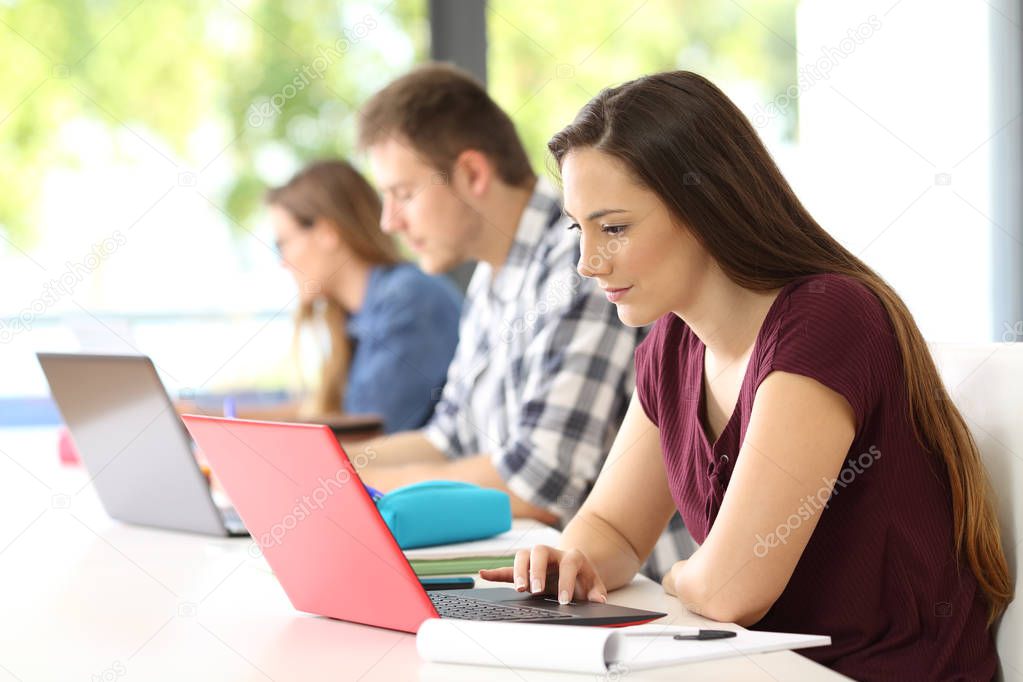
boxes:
[931,344,1023,682]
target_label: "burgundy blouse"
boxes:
[635,274,997,681]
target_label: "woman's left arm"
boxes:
[662,370,856,625]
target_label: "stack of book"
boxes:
[404,519,561,576]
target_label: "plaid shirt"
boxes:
[424,179,693,579]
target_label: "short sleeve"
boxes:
[767,276,899,434]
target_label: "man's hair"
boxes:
[357,63,534,187]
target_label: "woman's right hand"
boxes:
[479,545,608,605]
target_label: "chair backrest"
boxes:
[930,343,1022,680]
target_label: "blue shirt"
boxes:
[345,263,462,433]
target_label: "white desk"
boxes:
[0,428,848,681]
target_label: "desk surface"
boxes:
[0,428,847,681]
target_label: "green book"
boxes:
[410,556,515,576]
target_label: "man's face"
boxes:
[367,137,479,274]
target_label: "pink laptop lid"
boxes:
[181,415,438,633]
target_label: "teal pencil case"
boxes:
[376,480,512,550]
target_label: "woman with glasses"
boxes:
[265,160,461,433]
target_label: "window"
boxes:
[1,0,1006,420]
[487,0,1000,344]
[0,0,426,410]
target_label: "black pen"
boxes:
[625,628,738,641]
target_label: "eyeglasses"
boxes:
[273,232,302,257]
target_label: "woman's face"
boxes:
[561,148,714,327]
[269,204,336,304]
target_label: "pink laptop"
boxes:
[181,415,665,633]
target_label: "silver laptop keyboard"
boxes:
[429,591,574,621]
[221,507,243,526]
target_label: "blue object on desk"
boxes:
[419,576,475,590]
[375,480,512,550]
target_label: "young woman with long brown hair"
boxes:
[266,160,461,433]
[481,72,1011,680]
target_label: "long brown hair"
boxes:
[549,71,1012,623]
[266,160,401,414]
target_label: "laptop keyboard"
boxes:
[221,507,243,526]
[221,509,241,527]
[220,507,247,534]
[429,591,574,621]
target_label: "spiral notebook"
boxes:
[417,620,831,674]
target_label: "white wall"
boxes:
[795,0,994,342]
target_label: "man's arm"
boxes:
[349,431,559,524]
[349,430,446,468]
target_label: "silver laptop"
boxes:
[37,352,247,537]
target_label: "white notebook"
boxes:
[417,620,831,674]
